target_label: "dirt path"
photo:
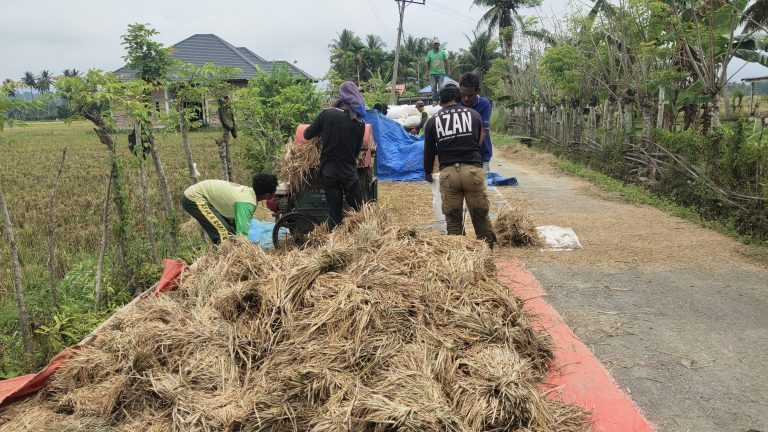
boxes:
[490,146,768,432]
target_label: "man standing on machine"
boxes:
[304,81,367,230]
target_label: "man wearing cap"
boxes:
[423,84,496,248]
[407,100,429,135]
[425,37,450,106]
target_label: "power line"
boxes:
[423,3,477,26]
[366,0,387,30]
[391,0,426,104]
[429,0,480,24]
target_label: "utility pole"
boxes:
[390,0,425,105]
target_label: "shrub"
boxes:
[234,66,323,174]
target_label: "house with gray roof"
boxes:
[113,34,314,126]
[114,33,314,83]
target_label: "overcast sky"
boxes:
[1,0,766,83]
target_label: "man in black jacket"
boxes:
[304,81,367,230]
[424,84,496,247]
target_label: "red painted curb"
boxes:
[496,258,655,432]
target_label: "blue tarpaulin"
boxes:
[366,109,425,181]
[248,219,288,250]
[487,172,518,186]
[366,109,519,185]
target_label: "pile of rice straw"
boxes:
[494,206,544,248]
[278,137,369,192]
[279,137,322,192]
[0,205,587,431]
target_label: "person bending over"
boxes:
[181,174,277,244]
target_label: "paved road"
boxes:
[491,151,768,432]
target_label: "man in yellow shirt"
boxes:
[181,173,277,244]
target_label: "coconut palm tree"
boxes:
[473,0,543,55]
[37,70,54,93]
[329,29,365,82]
[21,71,37,97]
[362,34,389,80]
[400,35,429,88]
[62,69,81,77]
[455,31,501,79]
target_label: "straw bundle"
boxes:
[0,204,588,432]
[279,137,321,191]
[494,206,544,247]
[278,136,369,193]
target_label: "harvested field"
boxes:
[0,205,588,431]
[378,181,434,228]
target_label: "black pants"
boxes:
[181,196,235,245]
[323,174,363,230]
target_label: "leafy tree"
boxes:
[455,31,500,80]
[400,35,429,88]
[121,23,175,84]
[62,69,81,77]
[121,23,179,254]
[329,29,365,82]
[56,70,135,293]
[170,63,241,182]
[234,66,322,173]
[539,45,588,103]
[362,34,390,80]
[2,79,16,97]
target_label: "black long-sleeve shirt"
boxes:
[423,104,482,178]
[304,107,365,178]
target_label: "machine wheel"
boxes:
[272,212,316,250]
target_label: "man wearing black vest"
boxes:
[423,84,496,248]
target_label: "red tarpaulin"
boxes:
[0,258,187,408]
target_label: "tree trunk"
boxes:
[136,124,158,264]
[0,188,32,355]
[83,111,136,294]
[656,86,665,129]
[216,130,231,181]
[47,148,66,311]
[138,159,158,263]
[94,174,112,310]
[709,93,721,129]
[148,133,179,255]
[179,111,198,186]
[623,101,633,135]
[226,136,234,182]
[640,93,655,142]
[604,97,615,146]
